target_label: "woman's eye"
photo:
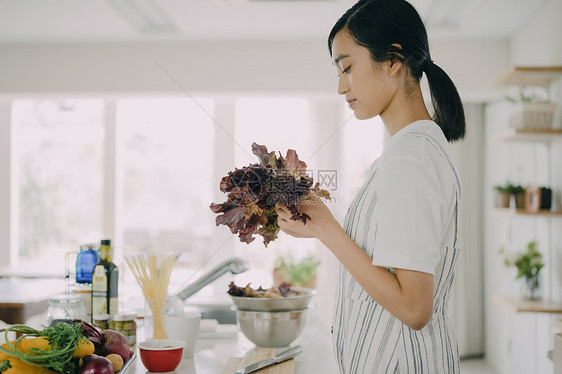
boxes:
[337,66,351,78]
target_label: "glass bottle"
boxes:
[91,239,119,317]
[76,244,100,284]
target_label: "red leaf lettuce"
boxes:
[210,143,330,246]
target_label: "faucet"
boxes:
[175,257,249,301]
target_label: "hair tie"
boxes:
[422,59,434,71]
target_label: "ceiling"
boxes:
[0,0,551,43]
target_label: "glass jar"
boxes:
[143,296,183,340]
[109,313,137,347]
[46,294,87,326]
[71,283,92,323]
[521,274,542,300]
[92,314,109,330]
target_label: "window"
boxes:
[118,98,216,263]
[14,99,104,272]
[339,108,385,209]
[6,95,375,294]
[232,97,315,288]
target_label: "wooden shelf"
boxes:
[496,66,562,86]
[494,208,562,217]
[492,295,562,314]
[500,128,562,143]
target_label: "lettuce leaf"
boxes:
[210,142,330,246]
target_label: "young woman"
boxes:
[275,0,466,372]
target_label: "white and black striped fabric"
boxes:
[332,121,461,373]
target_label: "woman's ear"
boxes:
[387,43,404,77]
[388,59,402,77]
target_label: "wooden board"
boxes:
[492,295,562,314]
[500,128,562,143]
[495,66,562,86]
[222,348,295,374]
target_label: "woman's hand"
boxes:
[275,191,338,240]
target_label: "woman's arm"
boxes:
[276,199,434,330]
[319,220,434,330]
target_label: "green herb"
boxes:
[275,255,320,286]
[505,86,549,103]
[500,241,544,288]
[0,359,12,372]
[0,322,85,373]
[493,183,524,194]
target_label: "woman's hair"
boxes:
[328,0,466,142]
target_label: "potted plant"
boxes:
[493,184,511,208]
[493,183,525,209]
[510,184,525,209]
[273,255,320,289]
[500,241,544,300]
[506,87,556,130]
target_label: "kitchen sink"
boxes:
[185,302,237,325]
[200,308,236,325]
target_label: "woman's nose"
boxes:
[337,76,348,95]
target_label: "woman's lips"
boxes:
[347,99,356,108]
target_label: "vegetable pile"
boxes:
[210,143,330,246]
[227,281,300,298]
[0,321,133,374]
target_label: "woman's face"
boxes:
[331,30,399,120]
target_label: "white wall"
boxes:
[484,1,562,373]
[0,38,508,101]
[0,100,17,266]
[510,1,562,66]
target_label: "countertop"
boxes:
[129,302,340,374]
[0,278,340,373]
[0,278,63,304]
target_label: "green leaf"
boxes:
[0,359,12,372]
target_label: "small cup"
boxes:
[165,312,201,358]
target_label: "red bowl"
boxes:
[138,339,184,372]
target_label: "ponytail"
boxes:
[424,62,466,142]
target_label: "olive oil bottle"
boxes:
[91,239,119,317]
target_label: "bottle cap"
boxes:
[101,239,111,246]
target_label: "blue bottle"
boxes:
[76,244,100,283]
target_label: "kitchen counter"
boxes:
[0,278,63,324]
[130,300,340,374]
[0,277,340,372]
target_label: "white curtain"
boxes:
[449,103,485,358]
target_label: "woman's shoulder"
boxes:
[378,121,457,187]
[382,122,448,162]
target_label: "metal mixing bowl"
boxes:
[235,307,307,348]
[230,287,316,312]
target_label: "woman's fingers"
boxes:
[275,202,288,215]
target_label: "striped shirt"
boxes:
[332,120,461,373]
